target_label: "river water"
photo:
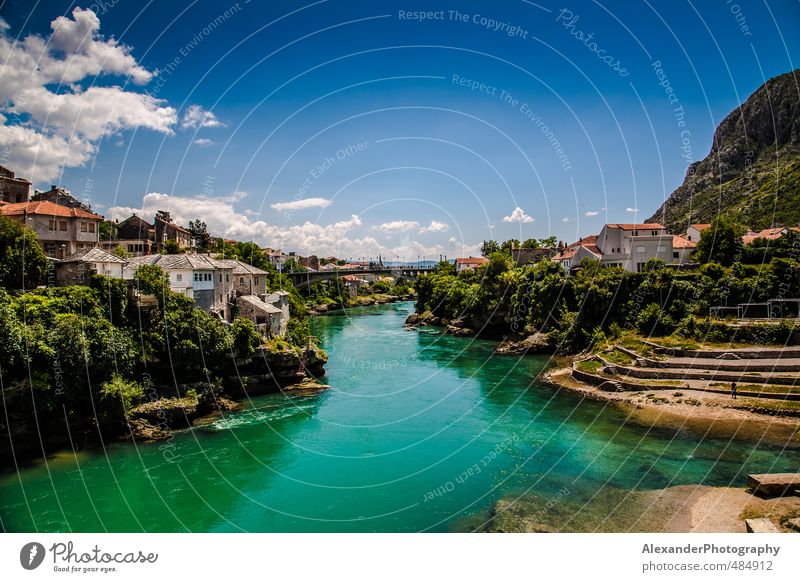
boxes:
[1,301,798,532]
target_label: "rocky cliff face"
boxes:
[648,69,800,232]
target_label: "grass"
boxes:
[604,349,635,366]
[709,382,800,394]
[576,360,603,373]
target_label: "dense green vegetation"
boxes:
[415,226,800,353]
[0,215,48,289]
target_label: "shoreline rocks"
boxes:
[495,332,554,355]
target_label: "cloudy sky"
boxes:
[1,0,799,259]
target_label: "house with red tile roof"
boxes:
[0,200,103,257]
[455,256,489,273]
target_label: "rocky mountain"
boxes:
[648,69,800,232]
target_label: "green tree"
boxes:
[694,216,747,266]
[188,219,212,252]
[0,215,48,289]
[162,239,183,254]
[98,220,115,241]
[480,240,500,257]
[521,238,540,249]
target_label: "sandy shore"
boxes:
[543,367,800,444]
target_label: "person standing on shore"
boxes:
[731,382,737,399]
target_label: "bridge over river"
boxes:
[285,266,435,288]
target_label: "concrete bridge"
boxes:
[286,266,435,289]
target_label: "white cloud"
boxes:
[626,207,639,213]
[0,8,176,183]
[562,217,572,222]
[193,138,213,146]
[108,192,468,259]
[585,210,599,216]
[270,197,332,212]
[181,104,223,129]
[419,220,449,234]
[372,220,419,233]
[502,207,534,223]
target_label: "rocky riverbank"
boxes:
[127,344,329,442]
[482,484,800,532]
[308,293,414,314]
[404,309,555,351]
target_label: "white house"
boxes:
[555,224,697,273]
[686,223,711,243]
[455,257,489,273]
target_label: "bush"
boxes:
[100,375,144,411]
[231,317,261,357]
[636,303,675,337]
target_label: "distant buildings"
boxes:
[0,165,31,203]
[30,185,92,212]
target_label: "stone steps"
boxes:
[745,518,781,533]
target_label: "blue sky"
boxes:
[1,0,799,259]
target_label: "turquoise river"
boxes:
[1,301,798,532]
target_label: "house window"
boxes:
[194,273,199,282]
[239,277,245,285]
[226,274,229,282]
[219,274,222,282]
[59,221,67,231]
[651,230,658,236]
[673,252,679,259]
[636,246,646,253]
[88,223,96,234]
[80,222,88,233]
[177,274,183,282]
[254,277,258,285]
[48,219,57,231]
[205,273,211,281]
[632,230,638,236]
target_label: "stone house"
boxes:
[0,200,103,257]
[54,247,126,286]
[220,259,268,296]
[511,247,556,266]
[0,165,31,203]
[103,214,157,256]
[155,214,194,251]
[30,186,91,211]
[237,295,284,337]
[342,274,365,296]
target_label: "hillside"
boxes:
[648,69,800,232]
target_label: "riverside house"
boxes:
[554,223,697,273]
[54,247,127,286]
[0,200,103,257]
[455,257,489,273]
[124,254,234,320]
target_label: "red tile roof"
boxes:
[672,235,696,249]
[0,200,103,220]
[690,223,712,230]
[455,257,489,265]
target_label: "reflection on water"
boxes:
[1,301,798,532]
